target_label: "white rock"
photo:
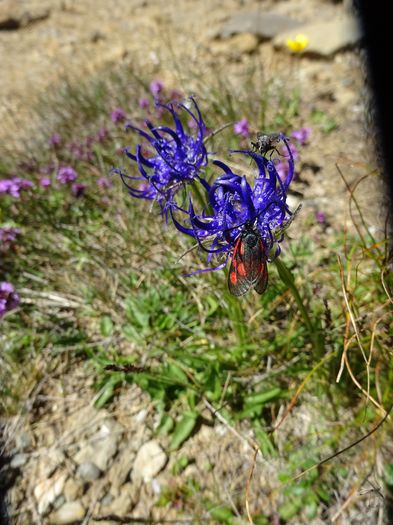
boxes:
[10,453,28,468]
[131,440,167,483]
[34,472,67,515]
[76,462,101,481]
[134,408,147,423]
[74,423,119,471]
[49,501,85,524]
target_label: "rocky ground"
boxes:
[0,0,388,524]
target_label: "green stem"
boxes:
[274,258,323,354]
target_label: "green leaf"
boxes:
[305,500,318,519]
[385,464,393,487]
[187,390,197,411]
[253,515,268,525]
[156,414,174,435]
[165,363,189,385]
[279,498,302,521]
[209,506,234,524]
[124,296,150,328]
[204,369,222,402]
[274,258,295,286]
[100,316,113,337]
[316,486,330,503]
[122,325,142,341]
[171,456,190,475]
[205,295,219,317]
[235,405,264,419]
[169,412,198,450]
[94,376,120,408]
[254,427,276,457]
[244,387,281,407]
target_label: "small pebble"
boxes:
[10,453,28,468]
[76,462,101,481]
[49,501,85,524]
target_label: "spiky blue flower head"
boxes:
[172,134,296,271]
[115,97,208,218]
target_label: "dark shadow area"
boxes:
[0,444,12,525]
[356,2,393,205]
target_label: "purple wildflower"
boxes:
[71,183,86,197]
[57,166,77,184]
[15,178,33,193]
[111,108,127,124]
[0,178,33,198]
[315,211,326,224]
[139,97,150,110]
[169,89,183,101]
[287,142,299,160]
[234,118,250,139]
[0,227,20,251]
[97,127,109,142]
[150,79,164,98]
[49,133,61,147]
[188,118,198,129]
[115,97,208,216]
[39,177,51,188]
[0,180,9,193]
[97,176,112,189]
[171,134,295,270]
[291,127,311,146]
[68,142,93,162]
[0,282,20,318]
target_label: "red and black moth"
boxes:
[228,220,268,297]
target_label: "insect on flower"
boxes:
[251,132,282,157]
[227,202,302,296]
[228,219,268,296]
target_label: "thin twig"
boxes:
[245,448,258,525]
[291,403,392,483]
[343,353,386,416]
[336,255,372,404]
[202,121,234,144]
[203,399,258,452]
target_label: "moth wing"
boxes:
[246,236,268,294]
[242,235,265,283]
[228,237,253,296]
[254,260,268,295]
[228,233,267,297]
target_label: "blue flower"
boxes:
[114,97,208,217]
[172,134,296,271]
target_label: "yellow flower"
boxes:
[286,34,309,53]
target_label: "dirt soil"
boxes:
[0,0,388,524]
